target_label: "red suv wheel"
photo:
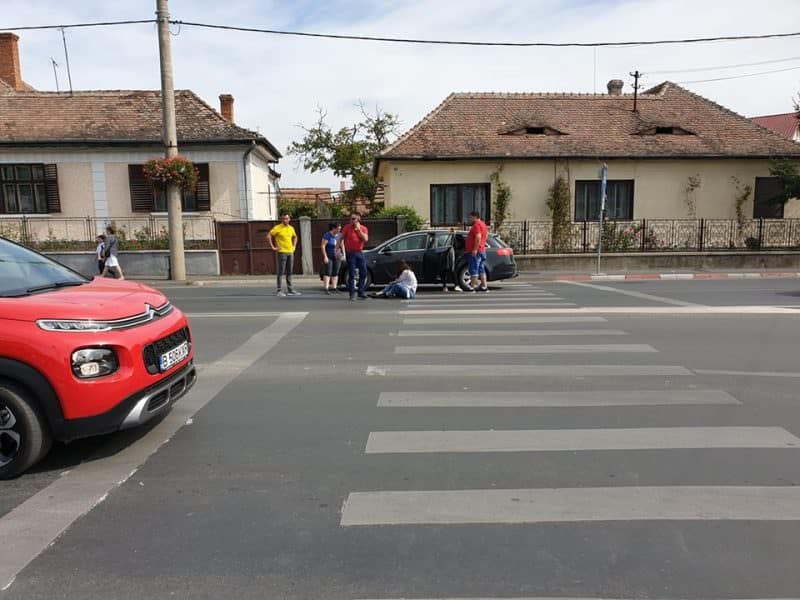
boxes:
[0,381,52,479]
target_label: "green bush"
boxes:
[278,201,318,219]
[370,205,424,231]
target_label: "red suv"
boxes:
[0,237,195,478]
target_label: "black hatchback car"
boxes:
[340,229,518,290]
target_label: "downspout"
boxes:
[242,140,256,220]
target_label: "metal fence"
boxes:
[495,219,800,254]
[0,215,217,251]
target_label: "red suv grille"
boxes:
[143,327,190,374]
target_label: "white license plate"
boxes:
[159,341,189,372]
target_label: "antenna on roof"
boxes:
[50,57,60,92]
[60,27,74,95]
[630,70,641,112]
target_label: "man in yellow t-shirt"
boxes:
[268,214,301,296]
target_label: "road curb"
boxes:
[555,272,800,282]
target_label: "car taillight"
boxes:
[496,248,513,256]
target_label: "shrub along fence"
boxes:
[0,215,216,251]
[496,218,800,254]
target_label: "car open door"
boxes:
[423,231,454,284]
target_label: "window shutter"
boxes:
[195,163,210,211]
[44,164,61,213]
[129,165,154,212]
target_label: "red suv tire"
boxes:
[0,380,52,479]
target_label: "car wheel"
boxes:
[456,265,472,291]
[0,381,52,480]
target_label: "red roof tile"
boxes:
[380,82,800,161]
[0,89,281,157]
[752,112,800,140]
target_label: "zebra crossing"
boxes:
[342,283,800,598]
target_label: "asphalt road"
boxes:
[3,278,800,599]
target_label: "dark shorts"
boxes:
[322,257,342,277]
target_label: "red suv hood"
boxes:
[2,278,170,322]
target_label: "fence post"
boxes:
[581,220,588,252]
[640,219,647,251]
[698,218,705,251]
[395,215,407,235]
[299,216,314,275]
[758,218,764,249]
[522,220,529,254]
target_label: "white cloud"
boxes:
[6,0,800,189]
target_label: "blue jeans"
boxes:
[347,251,367,297]
[382,282,415,299]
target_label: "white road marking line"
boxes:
[405,302,577,309]
[395,329,629,337]
[562,280,699,306]
[340,486,800,526]
[410,293,558,300]
[403,316,608,325]
[185,311,283,318]
[695,369,800,378]
[0,312,308,592]
[356,598,800,600]
[365,426,800,454]
[366,364,692,377]
[377,390,741,407]
[399,306,800,316]
[394,344,657,355]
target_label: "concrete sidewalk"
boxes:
[134,268,800,287]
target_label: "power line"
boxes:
[4,18,800,49]
[678,64,800,84]
[650,55,800,74]
[172,20,800,47]
[1,19,155,31]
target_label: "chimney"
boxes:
[0,32,24,91]
[219,94,234,122]
[607,79,624,96]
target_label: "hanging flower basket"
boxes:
[143,156,199,191]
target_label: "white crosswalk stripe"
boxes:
[341,486,800,525]
[404,316,607,324]
[366,364,691,376]
[395,329,629,337]
[377,390,741,407]
[365,426,800,454]
[393,344,658,355]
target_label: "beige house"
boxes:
[376,80,800,226]
[0,33,280,242]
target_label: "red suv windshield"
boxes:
[0,237,88,297]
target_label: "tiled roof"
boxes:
[379,82,800,161]
[752,112,800,140]
[0,89,281,157]
[279,187,333,203]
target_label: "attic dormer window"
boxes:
[636,125,694,136]
[656,127,676,134]
[500,124,565,136]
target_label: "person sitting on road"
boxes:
[370,261,418,299]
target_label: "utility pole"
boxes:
[630,70,641,112]
[156,0,186,281]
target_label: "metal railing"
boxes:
[0,215,217,251]
[494,219,800,254]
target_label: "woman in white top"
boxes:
[371,260,418,299]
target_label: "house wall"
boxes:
[380,158,800,222]
[248,153,278,220]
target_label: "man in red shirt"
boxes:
[337,213,370,301]
[465,210,489,292]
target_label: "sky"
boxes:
[4,0,800,189]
